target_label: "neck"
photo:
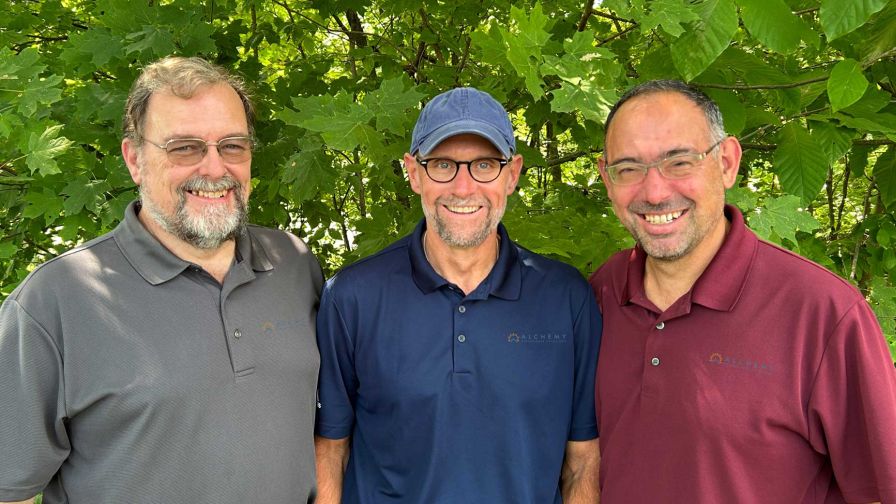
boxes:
[643,218,730,312]
[138,210,236,284]
[423,229,500,295]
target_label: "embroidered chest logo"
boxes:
[707,352,773,373]
[507,331,568,344]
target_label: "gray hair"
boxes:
[123,56,255,143]
[605,80,726,143]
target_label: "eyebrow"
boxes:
[608,147,697,165]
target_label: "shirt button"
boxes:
[651,357,660,366]
[234,329,242,339]
[458,305,466,313]
[457,334,466,343]
[655,322,665,330]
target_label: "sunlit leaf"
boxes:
[827,59,869,112]
[774,123,828,203]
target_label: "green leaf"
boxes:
[26,125,73,176]
[773,123,829,203]
[827,59,869,112]
[470,25,510,68]
[563,30,597,60]
[549,79,616,124]
[500,2,553,98]
[640,0,701,37]
[282,139,336,204]
[61,29,124,69]
[737,0,810,53]
[704,89,746,135]
[62,178,111,214]
[295,92,375,151]
[810,122,855,164]
[671,0,739,81]
[362,77,425,134]
[22,189,64,224]
[124,25,177,56]
[873,147,896,209]
[820,0,888,41]
[748,194,820,245]
[19,75,63,116]
[0,241,17,260]
[725,176,759,211]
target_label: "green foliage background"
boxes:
[2,0,895,357]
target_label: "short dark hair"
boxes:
[605,80,726,142]
[123,56,255,143]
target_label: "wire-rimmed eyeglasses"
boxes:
[603,138,724,186]
[140,136,255,166]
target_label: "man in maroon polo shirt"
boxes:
[590,79,896,503]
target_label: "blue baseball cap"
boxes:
[410,87,516,158]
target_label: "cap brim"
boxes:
[415,119,514,158]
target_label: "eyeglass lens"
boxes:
[423,158,505,183]
[164,138,253,165]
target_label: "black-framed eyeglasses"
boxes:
[415,156,509,183]
[140,136,255,166]
[604,138,724,186]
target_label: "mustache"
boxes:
[627,198,693,214]
[179,175,242,193]
[435,195,490,207]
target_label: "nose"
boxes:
[450,162,478,196]
[197,145,228,178]
[640,165,674,204]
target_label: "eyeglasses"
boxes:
[140,136,255,166]
[415,157,509,183]
[603,139,724,186]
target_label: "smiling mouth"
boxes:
[189,189,228,199]
[643,210,684,224]
[446,205,480,214]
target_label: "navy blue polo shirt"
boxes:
[315,220,601,503]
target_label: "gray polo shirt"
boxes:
[0,201,323,503]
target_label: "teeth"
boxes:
[193,190,227,199]
[447,205,479,214]
[644,211,683,224]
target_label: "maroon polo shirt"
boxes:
[590,205,896,503]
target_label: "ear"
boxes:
[598,155,615,201]
[504,154,523,194]
[404,153,423,195]
[122,138,142,185]
[718,136,742,189]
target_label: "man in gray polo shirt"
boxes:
[0,56,322,503]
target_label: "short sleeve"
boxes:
[569,285,602,441]
[808,299,896,503]
[0,298,70,500]
[314,282,358,440]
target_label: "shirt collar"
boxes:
[409,219,521,300]
[113,200,273,285]
[621,204,757,314]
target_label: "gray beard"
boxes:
[140,175,248,250]
[423,197,503,249]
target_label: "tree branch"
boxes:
[577,0,594,32]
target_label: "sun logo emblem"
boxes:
[507,332,520,343]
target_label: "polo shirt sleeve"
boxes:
[807,299,896,503]
[569,285,602,441]
[314,282,358,440]
[0,298,69,500]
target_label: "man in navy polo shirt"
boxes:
[314,87,602,503]
[591,79,896,502]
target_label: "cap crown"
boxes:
[410,87,516,158]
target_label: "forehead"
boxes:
[605,92,710,157]
[427,133,502,157]
[143,83,248,137]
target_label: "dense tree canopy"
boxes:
[2,0,895,357]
